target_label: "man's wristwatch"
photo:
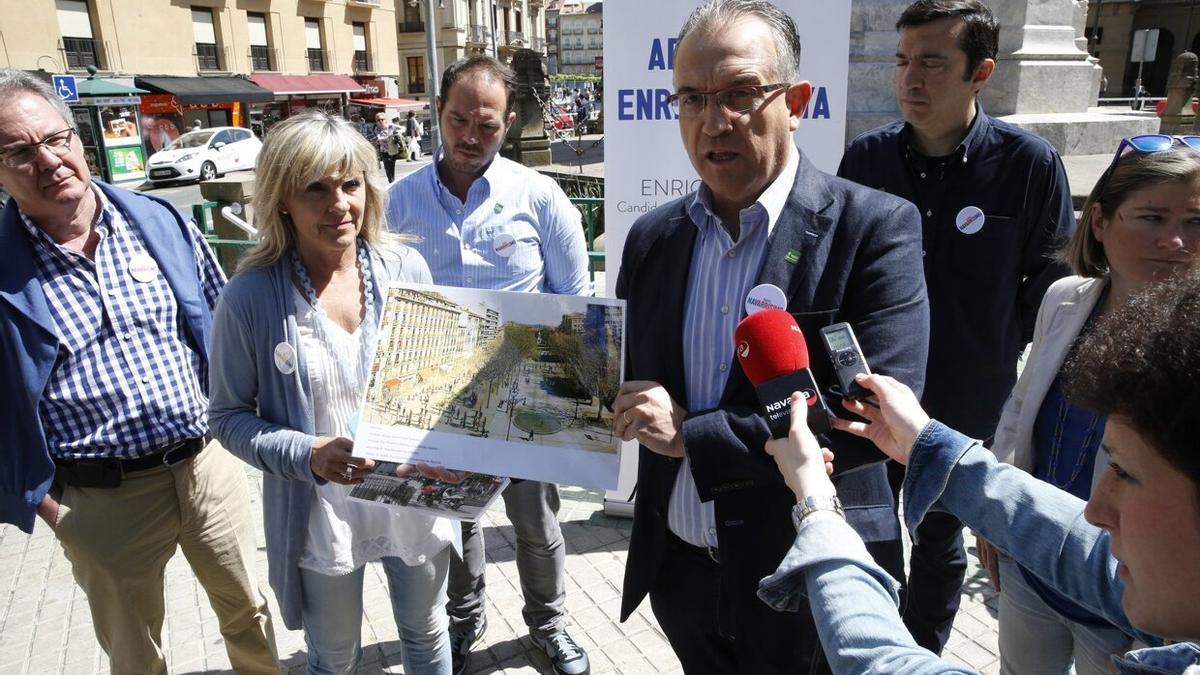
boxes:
[791,494,845,531]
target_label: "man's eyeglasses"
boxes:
[666,83,789,117]
[0,128,77,168]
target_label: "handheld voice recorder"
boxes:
[819,322,871,400]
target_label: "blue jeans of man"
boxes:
[300,548,452,675]
[447,480,566,636]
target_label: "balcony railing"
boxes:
[60,36,102,71]
[505,30,526,47]
[467,24,491,45]
[407,80,426,95]
[195,42,222,71]
[307,48,329,72]
[399,20,425,33]
[249,45,276,71]
[353,50,373,73]
[530,36,546,52]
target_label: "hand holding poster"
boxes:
[352,283,625,490]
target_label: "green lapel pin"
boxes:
[494,203,504,214]
[784,248,801,265]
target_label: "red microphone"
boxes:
[735,309,833,438]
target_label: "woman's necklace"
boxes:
[290,239,377,391]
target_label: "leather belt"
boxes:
[666,529,720,564]
[54,437,205,487]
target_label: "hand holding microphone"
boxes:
[764,392,837,503]
[734,309,834,438]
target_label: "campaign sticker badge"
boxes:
[494,203,505,214]
[128,253,160,283]
[956,206,985,235]
[493,233,517,258]
[273,342,297,375]
[745,283,787,315]
[784,248,801,265]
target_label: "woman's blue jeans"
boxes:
[299,547,452,675]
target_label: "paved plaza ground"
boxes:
[0,462,1002,674]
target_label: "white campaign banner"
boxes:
[601,1,852,509]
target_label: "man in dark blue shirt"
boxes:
[837,0,1074,655]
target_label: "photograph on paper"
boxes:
[349,465,509,521]
[353,283,624,490]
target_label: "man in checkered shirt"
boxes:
[0,70,279,674]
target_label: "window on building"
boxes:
[247,12,272,71]
[400,4,423,33]
[352,23,370,72]
[407,56,426,94]
[56,0,102,70]
[305,18,325,71]
[192,7,221,71]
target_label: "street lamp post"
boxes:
[411,0,443,152]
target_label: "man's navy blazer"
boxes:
[616,150,930,623]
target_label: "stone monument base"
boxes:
[846,108,1157,157]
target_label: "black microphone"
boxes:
[734,309,833,438]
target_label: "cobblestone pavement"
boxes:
[0,465,1000,674]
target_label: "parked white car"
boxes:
[146,127,261,185]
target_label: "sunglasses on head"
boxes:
[1095,134,1200,194]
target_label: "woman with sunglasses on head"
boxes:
[208,111,460,674]
[759,268,1200,674]
[965,135,1200,675]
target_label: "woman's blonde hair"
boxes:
[240,110,400,271]
[1062,145,1200,277]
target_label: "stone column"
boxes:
[979,0,1101,115]
[503,47,552,166]
[845,0,1151,154]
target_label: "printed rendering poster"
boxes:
[353,283,625,490]
[350,465,509,521]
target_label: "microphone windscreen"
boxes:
[734,309,810,386]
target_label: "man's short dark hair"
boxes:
[897,0,999,81]
[1068,268,1200,494]
[438,56,518,116]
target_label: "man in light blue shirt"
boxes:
[387,56,591,675]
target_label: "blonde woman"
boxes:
[980,137,1200,675]
[208,111,456,674]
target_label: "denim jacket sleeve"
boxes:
[758,513,978,674]
[903,421,1155,646]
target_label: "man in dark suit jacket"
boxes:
[610,2,929,673]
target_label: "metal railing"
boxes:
[505,30,526,47]
[307,48,329,72]
[353,50,372,73]
[467,24,491,45]
[569,197,605,280]
[400,20,425,33]
[61,36,101,70]
[195,43,222,71]
[249,45,276,71]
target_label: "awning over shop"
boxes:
[77,78,147,96]
[350,97,428,112]
[249,74,364,96]
[134,76,273,104]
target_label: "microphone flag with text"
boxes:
[734,308,834,438]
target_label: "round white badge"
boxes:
[128,254,160,283]
[745,283,788,315]
[273,342,297,375]
[955,206,986,235]
[493,233,517,258]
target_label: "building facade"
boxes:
[1086,0,1197,98]
[2,1,549,122]
[372,288,495,385]
[555,2,601,77]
